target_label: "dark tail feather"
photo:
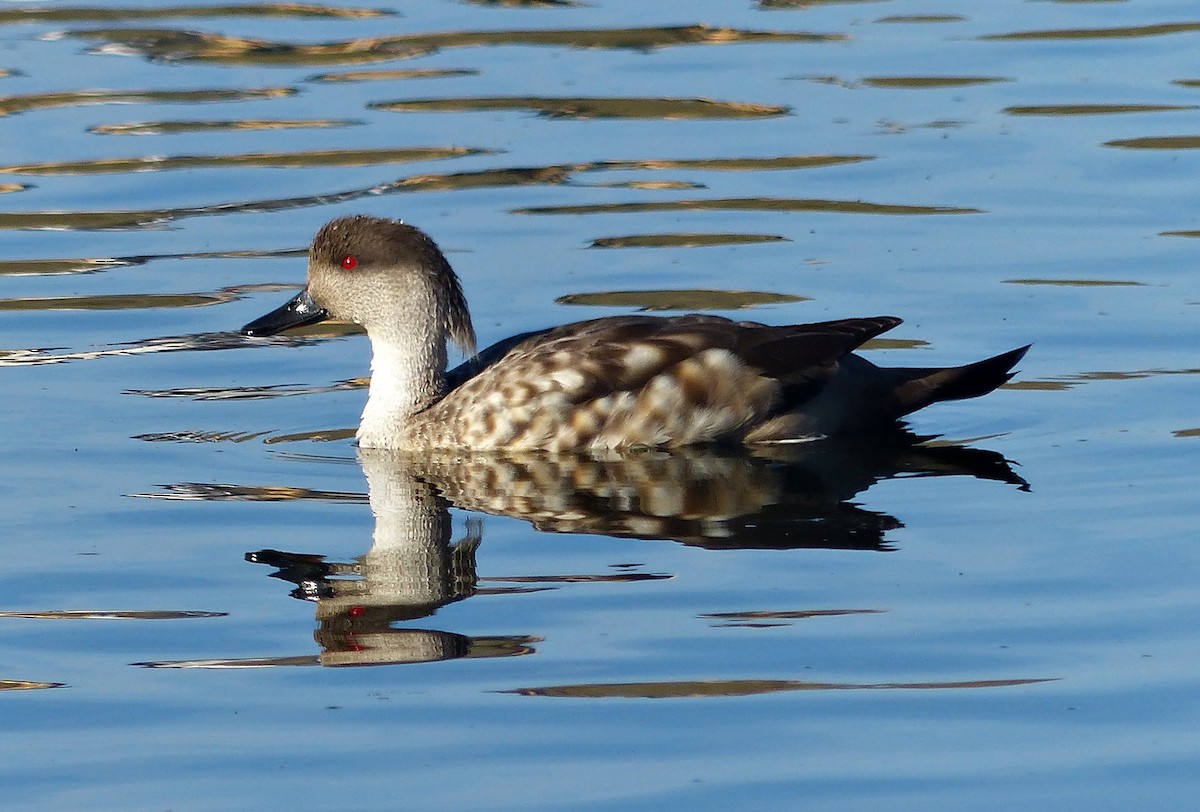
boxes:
[893,344,1031,416]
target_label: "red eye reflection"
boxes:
[340,255,359,271]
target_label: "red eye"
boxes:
[340,255,359,270]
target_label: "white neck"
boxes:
[359,451,453,604]
[357,328,447,448]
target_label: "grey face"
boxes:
[240,215,476,355]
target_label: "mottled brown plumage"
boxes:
[241,215,1029,450]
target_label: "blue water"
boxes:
[2,1,1199,809]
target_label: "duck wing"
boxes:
[729,315,902,403]
[435,314,904,449]
[450,314,898,395]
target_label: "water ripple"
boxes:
[89,118,362,135]
[983,21,1200,41]
[555,289,806,310]
[0,86,294,117]
[372,96,790,119]
[588,233,790,249]
[1,4,393,23]
[502,677,1057,699]
[515,197,982,216]
[0,146,491,175]
[66,24,844,66]
[0,155,877,230]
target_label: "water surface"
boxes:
[2,1,1198,810]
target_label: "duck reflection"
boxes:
[411,431,1026,551]
[247,463,537,667]
[242,431,1025,667]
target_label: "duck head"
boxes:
[240,215,476,357]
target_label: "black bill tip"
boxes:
[241,289,329,337]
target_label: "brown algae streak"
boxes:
[588,234,790,248]
[133,430,273,443]
[502,677,1057,699]
[307,69,480,83]
[0,258,134,276]
[0,251,300,277]
[0,87,294,117]
[860,76,1009,89]
[515,198,982,216]
[68,29,434,66]
[705,609,883,627]
[1002,278,1144,287]
[1005,104,1197,117]
[0,292,236,311]
[1104,135,1200,149]
[876,15,966,24]
[556,289,806,311]
[461,0,582,6]
[391,155,872,192]
[0,679,63,691]
[631,155,873,171]
[129,483,368,502]
[310,24,846,50]
[0,610,225,619]
[371,96,790,120]
[66,24,843,66]
[981,22,1200,41]
[0,146,490,175]
[0,4,394,23]
[126,380,363,400]
[90,119,361,135]
[0,156,876,230]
